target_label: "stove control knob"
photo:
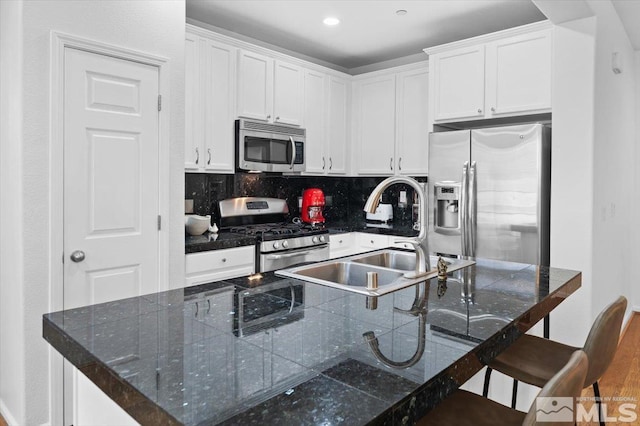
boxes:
[319,235,326,243]
[282,240,289,249]
[312,236,318,243]
[273,241,280,250]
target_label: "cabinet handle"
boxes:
[276,116,280,121]
[195,147,199,165]
[339,239,343,244]
[398,157,402,171]
[267,114,271,120]
[329,157,333,170]
[477,108,482,114]
[390,157,393,170]
[370,240,374,244]
[490,107,495,112]
[207,148,212,165]
[322,157,325,170]
[221,258,227,263]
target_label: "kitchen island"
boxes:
[43,257,580,425]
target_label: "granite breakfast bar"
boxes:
[43,258,581,425]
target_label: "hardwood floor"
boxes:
[577,312,640,425]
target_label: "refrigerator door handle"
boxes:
[461,161,469,256]
[469,161,477,257]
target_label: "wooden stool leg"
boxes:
[482,367,492,397]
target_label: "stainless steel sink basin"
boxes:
[289,262,404,287]
[275,249,475,296]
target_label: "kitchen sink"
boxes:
[288,262,404,288]
[275,249,474,296]
[351,251,450,271]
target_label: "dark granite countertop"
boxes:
[43,258,581,425]
[185,220,418,253]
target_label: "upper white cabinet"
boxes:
[429,45,485,122]
[185,31,236,173]
[352,64,429,176]
[395,68,429,176]
[237,50,303,126]
[353,74,397,175]
[304,71,349,175]
[485,29,552,117]
[426,22,552,124]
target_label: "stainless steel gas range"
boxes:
[218,197,329,272]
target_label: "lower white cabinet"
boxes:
[185,245,255,287]
[329,233,358,259]
[74,369,139,426]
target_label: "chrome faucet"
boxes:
[363,176,431,276]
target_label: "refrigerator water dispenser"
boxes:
[434,182,460,234]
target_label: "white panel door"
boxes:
[237,50,273,121]
[396,68,429,175]
[63,47,160,309]
[355,75,396,175]
[185,33,201,169]
[273,60,303,125]
[303,69,327,174]
[431,45,485,122]
[327,76,348,175]
[203,39,236,172]
[485,29,552,117]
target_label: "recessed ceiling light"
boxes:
[396,9,408,16]
[323,17,340,26]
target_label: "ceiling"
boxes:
[186,0,547,72]
[612,0,640,50]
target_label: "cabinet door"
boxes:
[185,33,202,170]
[485,29,552,117]
[274,60,303,126]
[203,40,236,173]
[327,76,348,175]
[237,50,273,121]
[431,45,485,122]
[355,75,396,175]
[303,69,327,174]
[396,68,429,176]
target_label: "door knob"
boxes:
[70,250,85,263]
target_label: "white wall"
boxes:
[0,1,186,424]
[0,2,26,425]
[548,17,597,346]
[636,50,640,311]
[587,0,636,321]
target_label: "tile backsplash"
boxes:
[185,173,426,226]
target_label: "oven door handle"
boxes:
[265,245,327,260]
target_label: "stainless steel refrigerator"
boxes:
[428,123,551,265]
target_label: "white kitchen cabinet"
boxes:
[353,74,397,175]
[426,22,552,124]
[355,232,391,252]
[484,29,552,117]
[185,246,255,287]
[304,72,349,175]
[237,50,303,125]
[395,68,429,175]
[329,233,358,259]
[353,64,429,176]
[303,69,327,174]
[185,31,236,173]
[327,76,349,174]
[429,45,485,122]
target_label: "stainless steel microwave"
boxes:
[235,118,305,173]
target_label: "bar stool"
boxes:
[483,296,627,426]
[417,350,588,425]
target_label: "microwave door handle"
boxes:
[289,136,296,170]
